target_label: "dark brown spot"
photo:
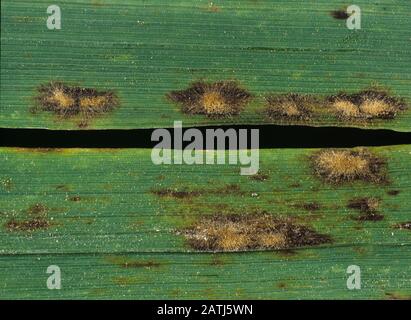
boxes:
[106,256,161,269]
[385,292,411,300]
[55,184,71,192]
[352,212,384,222]
[180,213,332,252]
[387,190,400,196]
[12,148,64,154]
[217,184,244,195]
[277,282,287,289]
[209,256,226,266]
[69,196,81,202]
[348,197,384,221]
[26,203,48,216]
[249,172,269,181]
[151,184,245,199]
[289,182,301,188]
[296,202,321,211]
[394,221,411,230]
[276,249,298,257]
[347,197,380,214]
[330,10,349,20]
[5,218,51,232]
[167,81,252,118]
[151,188,202,199]
[35,82,119,127]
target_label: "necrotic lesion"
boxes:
[180,213,332,252]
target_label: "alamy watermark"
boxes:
[346,5,361,30]
[151,121,259,175]
[46,265,61,290]
[346,265,361,290]
[47,5,61,30]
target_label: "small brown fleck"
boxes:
[167,81,252,118]
[289,182,301,188]
[352,212,384,222]
[151,184,245,199]
[217,184,244,195]
[209,255,226,266]
[277,282,287,289]
[151,188,202,199]
[385,292,411,300]
[394,221,411,230]
[205,3,220,12]
[26,203,48,216]
[106,256,161,269]
[387,190,400,196]
[69,196,81,202]
[276,249,298,257]
[55,184,71,192]
[296,202,321,211]
[304,203,320,211]
[347,197,380,214]
[348,197,384,221]
[330,10,349,20]
[5,218,51,232]
[249,172,269,182]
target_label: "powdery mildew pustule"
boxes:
[167,81,252,117]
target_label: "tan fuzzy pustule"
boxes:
[328,89,407,120]
[35,82,119,127]
[311,149,387,184]
[167,81,252,117]
[181,213,331,252]
[265,93,316,121]
[332,100,361,119]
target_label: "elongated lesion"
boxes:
[179,213,332,252]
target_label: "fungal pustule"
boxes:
[311,149,387,184]
[180,213,331,252]
[35,82,119,127]
[265,93,315,121]
[167,81,252,117]
[328,89,407,121]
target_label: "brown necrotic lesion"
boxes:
[167,81,252,117]
[180,213,331,252]
[35,82,119,127]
